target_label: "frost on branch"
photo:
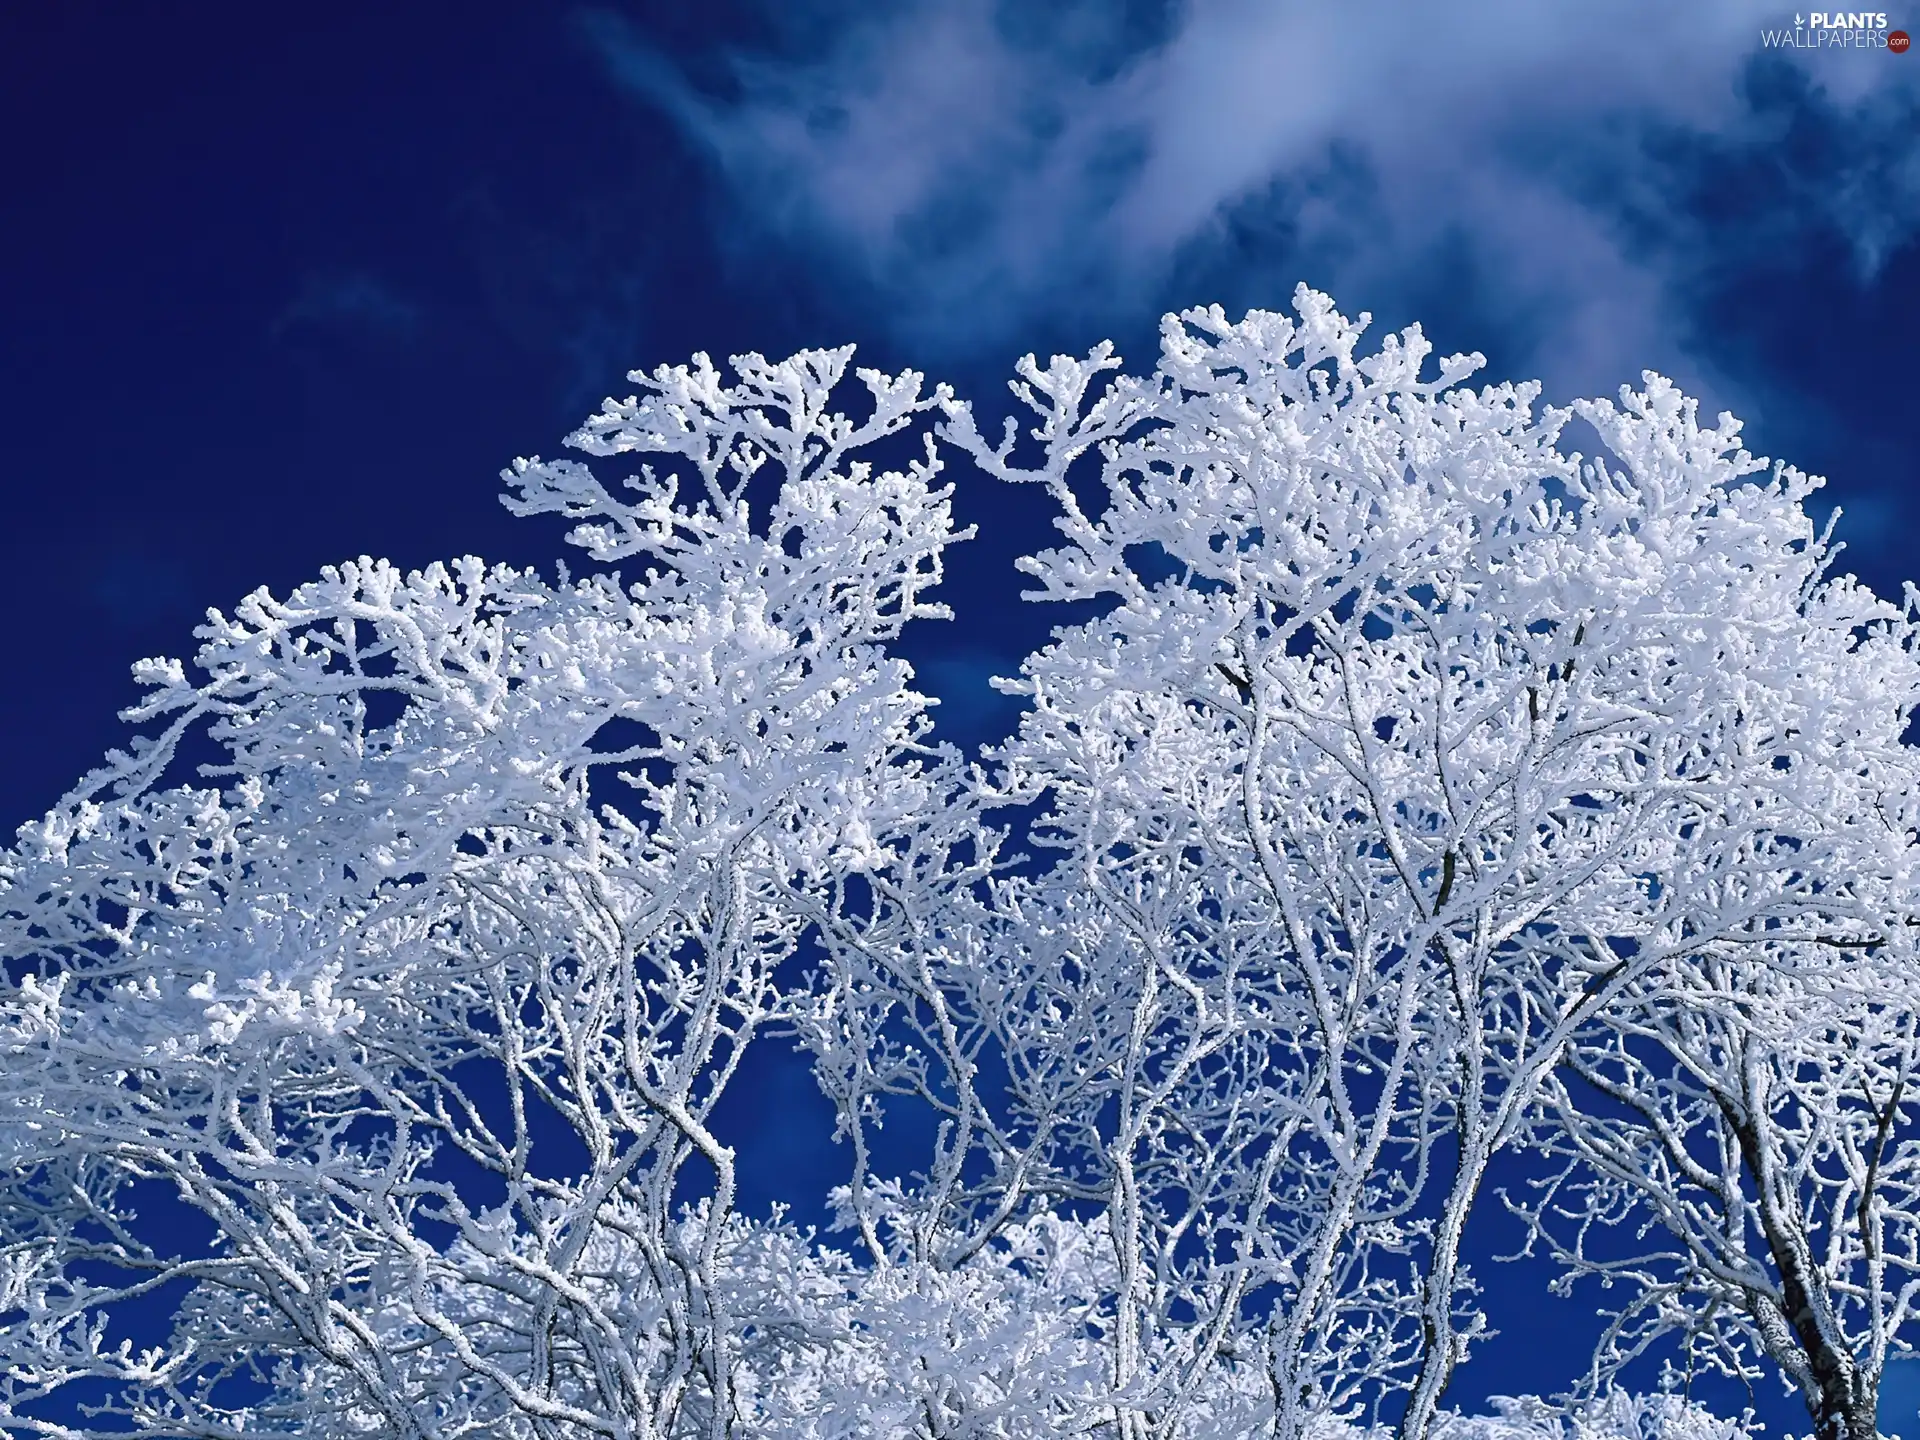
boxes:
[5,296,1920,1440]
[0,350,974,1439]
[501,345,962,641]
[923,284,1920,1440]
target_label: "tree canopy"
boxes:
[6,288,1920,1440]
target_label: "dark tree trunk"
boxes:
[1720,1097,1879,1440]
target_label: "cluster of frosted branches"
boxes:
[4,290,1920,1440]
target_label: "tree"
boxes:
[1487,404,1920,1440]
[915,294,1920,1440]
[1511,946,1920,1440]
[3,288,1918,1440]
[0,348,973,1438]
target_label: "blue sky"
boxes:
[4,3,1918,1428]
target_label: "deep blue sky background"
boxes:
[4,3,1919,1431]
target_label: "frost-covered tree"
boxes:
[1513,951,1920,1440]
[906,295,1920,1440]
[1487,426,1920,1440]
[0,349,975,1438]
[3,288,1918,1440]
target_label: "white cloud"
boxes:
[594,0,1920,404]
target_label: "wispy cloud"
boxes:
[273,271,423,344]
[589,0,1918,406]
